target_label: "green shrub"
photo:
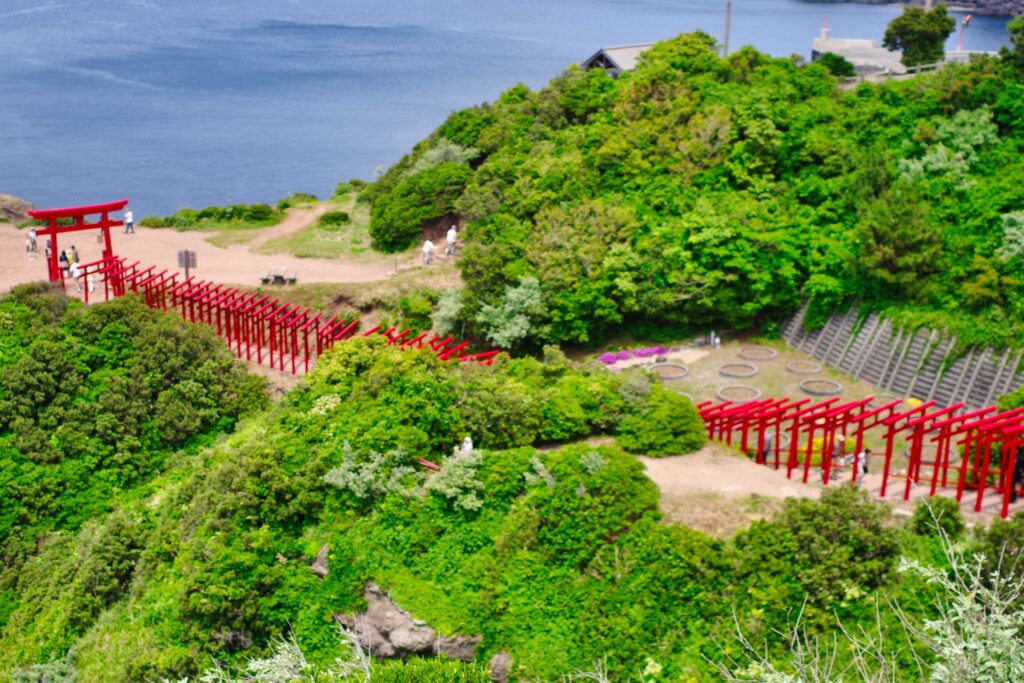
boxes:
[333,179,366,198]
[373,657,491,682]
[817,51,855,77]
[277,192,318,210]
[317,210,351,230]
[910,497,965,538]
[139,216,166,228]
[616,385,706,456]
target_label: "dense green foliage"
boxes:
[365,32,1024,351]
[6,331,1021,682]
[883,5,956,67]
[0,285,267,672]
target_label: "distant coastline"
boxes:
[801,0,1022,17]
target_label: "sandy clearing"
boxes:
[639,444,821,501]
[0,219,421,292]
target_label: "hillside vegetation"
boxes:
[0,290,1022,681]
[365,30,1024,353]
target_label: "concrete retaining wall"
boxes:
[783,305,1024,410]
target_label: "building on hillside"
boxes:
[581,43,655,76]
[811,28,905,76]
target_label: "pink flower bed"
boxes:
[598,345,668,365]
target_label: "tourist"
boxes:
[445,225,458,256]
[422,239,436,266]
[760,432,774,463]
[58,250,69,277]
[25,236,34,261]
[124,209,135,234]
[27,226,37,252]
[1011,445,1024,503]
[70,260,83,291]
[69,245,79,264]
[833,434,848,468]
[44,238,51,260]
[854,448,871,486]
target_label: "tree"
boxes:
[817,52,855,78]
[883,5,956,67]
[1000,17,1024,71]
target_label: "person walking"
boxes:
[445,224,458,257]
[854,448,871,487]
[58,249,69,278]
[422,239,436,266]
[27,226,37,252]
[44,239,51,260]
[26,236,34,261]
[70,260,83,291]
[69,245,79,264]
[124,209,135,234]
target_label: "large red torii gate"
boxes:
[27,199,126,286]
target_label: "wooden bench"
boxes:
[261,267,297,285]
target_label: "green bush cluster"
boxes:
[363,31,1024,351]
[0,285,267,670]
[317,210,352,231]
[141,203,281,229]
[277,192,319,210]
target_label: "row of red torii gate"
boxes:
[27,199,499,373]
[698,394,1024,519]
[28,201,1024,517]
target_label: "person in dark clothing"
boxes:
[1011,446,1024,503]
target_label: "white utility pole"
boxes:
[723,0,733,57]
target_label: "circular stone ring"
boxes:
[786,360,822,375]
[649,362,689,380]
[718,362,758,378]
[800,379,842,396]
[739,345,778,361]
[716,384,763,403]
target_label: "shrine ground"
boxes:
[1,207,1010,529]
[0,200,426,293]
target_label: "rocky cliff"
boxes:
[0,194,33,223]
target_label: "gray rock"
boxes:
[488,651,513,683]
[311,544,329,579]
[335,583,482,661]
[390,624,437,653]
[437,634,482,662]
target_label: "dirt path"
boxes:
[0,219,416,291]
[247,203,332,249]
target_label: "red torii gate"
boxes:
[27,199,126,287]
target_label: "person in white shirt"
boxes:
[422,239,435,265]
[124,210,135,234]
[70,261,83,291]
[445,225,458,256]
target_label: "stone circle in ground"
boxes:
[718,362,758,378]
[868,394,903,410]
[738,345,778,361]
[786,360,822,374]
[650,362,689,380]
[716,384,763,403]
[800,378,842,396]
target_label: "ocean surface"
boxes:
[0,0,1010,216]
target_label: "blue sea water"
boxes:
[0,0,1010,216]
